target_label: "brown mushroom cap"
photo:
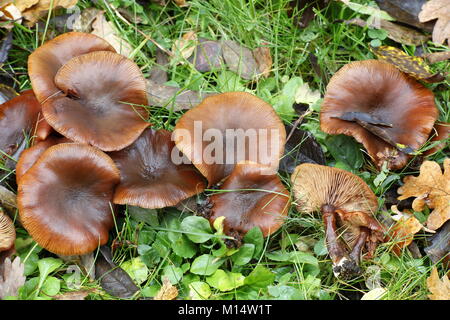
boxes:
[174,92,286,185]
[320,60,438,170]
[0,208,15,253]
[28,32,115,104]
[424,122,450,156]
[0,90,42,158]
[18,143,120,255]
[42,51,150,151]
[15,136,70,183]
[209,162,290,241]
[110,128,206,209]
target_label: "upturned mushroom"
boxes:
[17,143,120,255]
[40,50,150,151]
[320,60,438,170]
[291,163,385,279]
[28,32,115,104]
[206,162,290,246]
[173,92,286,185]
[109,128,206,209]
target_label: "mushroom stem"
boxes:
[350,227,369,263]
[322,204,361,279]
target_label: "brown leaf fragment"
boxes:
[221,40,259,80]
[190,39,223,73]
[150,48,169,84]
[418,0,450,45]
[253,46,272,78]
[54,290,90,300]
[388,206,424,255]
[71,7,99,33]
[422,51,450,63]
[425,221,450,265]
[398,159,450,231]
[21,0,78,27]
[154,277,178,300]
[146,79,215,111]
[427,267,450,300]
[0,257,26,299]
[171,31,198,64]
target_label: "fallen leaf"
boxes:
[398,158,450,231]
[95,246,139,299]
[0,32,12,64]
[71,7,99,32]
[424,221,450,264]
[21,0,78,27]
[150,48,169,84]
[427,267,450,300]
[253,46,272,77]
[0,3,22,28]
[154,277,178,300]
[171,31,198,64]
[189,39,223,72]
[54,290,90,300]
[375,0,434,32]
[221,40,259,80]
[344,18,429,45]
[361,287,387,300]
[294,82,321,106]
[388,205,426,255]
[91,11,133,57]
[0,257,26,299]
[146,79,215,111]
[418,0,450,45]
[371,45,445,83]
[422,51,450,63]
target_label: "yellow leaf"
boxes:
[427,267,450,300]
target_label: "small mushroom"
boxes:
[110,128,206,209]
[291,163,384,279]
[320,60,438,170]
[174,92,286,185]
[42,51,150,151]
[424,122,450,156]
[0,208,15,255]
[18,143,120,255]
[0,90,42,159]
[28,32,115,104]
[208,162,290,246]
[15,136,70,183]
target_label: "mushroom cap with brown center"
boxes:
[174,92,286,185]
[209,162,290,239]
[28,32,116,104]
[42,51,150,151]
[110,128,206,209]
[16,136,70,183]
[291,164,383,248]
[17,143,120,255]
[320,60,438,170]
[0,90,42,158]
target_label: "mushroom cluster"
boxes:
[320,60,441,170]
[0,32,207,256]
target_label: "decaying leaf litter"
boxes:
[0,0,449,301]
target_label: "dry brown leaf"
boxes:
[91,11,133,57]
[427,267,450,300]
[0,257,26,299]
[398,159,450,231]
[154,277,178,300]
[171,31,197,64]
[21,0,78,27]
[0,3,22,29]
[418,0,450,45]
[253,46,272,77]
[388,205,424,255]
[422,51,450,63]
[54,290,90,300]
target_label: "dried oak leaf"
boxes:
[427,267,450,300]
[0,257,26,299]
[154,277,178,300]
[171,31,198,64]
[253,46,272,78]
[371,45,445,83]
[398,159,450,231]
[418,0,450,45]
